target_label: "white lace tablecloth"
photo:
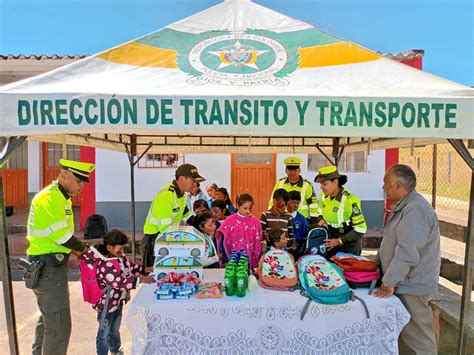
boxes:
[126,269,409,354]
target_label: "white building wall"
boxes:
[96,149,230,202]
[27,140,40,196]
[275,151,385,200]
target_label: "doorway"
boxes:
[231,154,276,218]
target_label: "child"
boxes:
[82,229,154,355]
[186,181,207,212]
[287,190,309,254]
[186,199,210,226]
[211,199,230,226]
[211,199,230,264]
[192,211,220,268]
[267,229,289,250]
[217,193,262,268]
[214,187,237,214]
[260,188,296,253]
[206,183,218,208]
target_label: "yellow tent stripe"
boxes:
[97,40,380,70]
[98,42,177,68]
[299,42,381,68]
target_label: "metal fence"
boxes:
[399,143,472,222]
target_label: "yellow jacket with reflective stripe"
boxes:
[143,182,191,235]
[26,182,74,255]
[317,188,367,234]
[268,177,318,218]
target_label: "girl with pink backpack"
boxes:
[81,229,154,355]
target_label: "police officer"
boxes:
[314,165,367,258]
[269,156,318,220]
[26,159,95,355]
[142,163,206,268]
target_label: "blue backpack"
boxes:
[297,255,369,320]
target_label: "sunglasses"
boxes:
[286,166,300,171]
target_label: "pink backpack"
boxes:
[344,271,380,288]
[79,247,120,304]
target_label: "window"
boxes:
[235,154,272,164]
[344,151,367,172]
[46,144,80,167]
[138,153,184,168]
[307,151,367,172]
[0,138,28,169]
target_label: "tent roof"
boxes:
[1,0,472,152]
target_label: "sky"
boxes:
[0,0,472,86]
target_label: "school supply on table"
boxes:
[297,254,369,320]
[154,272,201,300]
[258,249,298,290]
[196,282,224,298]
[304,227,329,257]
[331,252,380,293]
[225,249,249,297]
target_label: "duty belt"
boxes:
[28,253,69,267]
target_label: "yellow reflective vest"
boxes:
[143,182,191,235]
[268,177,318,218]
[26,182,74,256]
[317,188,367,234]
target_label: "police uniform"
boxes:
[315,166,367,257]
[268,156,318,219]
[142,164,205,268]
[27,159,95,355]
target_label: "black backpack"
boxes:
[84,214,108,240]
[304,227,329,257]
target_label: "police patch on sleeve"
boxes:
[352,203,361,216]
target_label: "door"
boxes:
[1,138,28,207]
[231,154,276,218]
[42,143,81,206]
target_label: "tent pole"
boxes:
[127,135,138,262]
[0,137,26,355]
[126,138,153,263]
[448,139,474,355]
[0,173,19,355]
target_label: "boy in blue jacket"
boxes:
[287,191,308,257]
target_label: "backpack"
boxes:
[84,214,108,240]
[257,249,298,290]
[297,255,370,320]
[331,252,380,292]
[79,246,120,304]
[304,227,329,257]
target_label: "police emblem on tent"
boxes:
[185,32,294,86]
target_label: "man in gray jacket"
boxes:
[374,164,440,355]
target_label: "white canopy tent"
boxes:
[1,0,473,353]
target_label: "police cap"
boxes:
[175,163,205,182]
[314,165,346,183]
[283,156,302,168]
[59,159,95,183]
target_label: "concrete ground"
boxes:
[0,280,133,354]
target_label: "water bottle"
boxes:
[235,264,248,297]
[238,255,249,275]
[230,249,239,263]
[224,260,237,296]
